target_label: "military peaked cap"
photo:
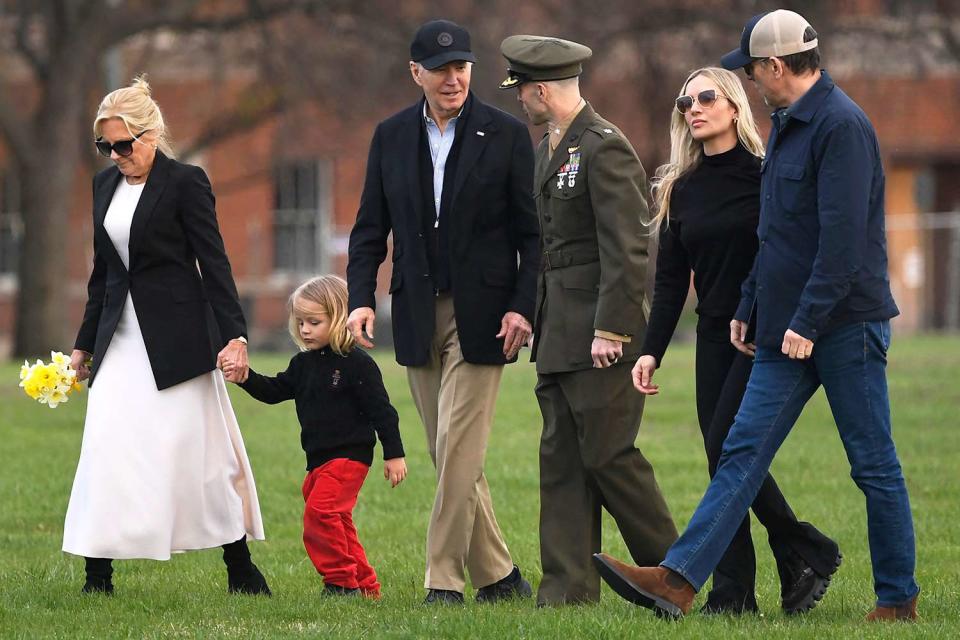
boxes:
[498,35,592,89]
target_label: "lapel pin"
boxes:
[476,131,485,136]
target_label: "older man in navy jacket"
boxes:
[592,10,919,622]
[346,20,538,605]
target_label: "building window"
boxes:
[0,168,22,278]
[272,159,332,275]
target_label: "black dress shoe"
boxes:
[227,562,272,596]
[780,550,842,614]
[323,583,360,597]
[475,566,533,603]
[423,588,464,605]
[81,578,114,595]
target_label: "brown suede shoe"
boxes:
[865,593,919,622]
[592,553,695,618]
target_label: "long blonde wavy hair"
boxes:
[650,67,765,232]
[288,275,355,355]
[93,74,175,158]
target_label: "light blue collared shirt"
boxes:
[423,103,462,227]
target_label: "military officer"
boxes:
[499,35,678,606]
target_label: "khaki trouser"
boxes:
[535,362,678,605]
[407,294,514,592]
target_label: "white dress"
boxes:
[62,178,265,560]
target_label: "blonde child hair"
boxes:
[287,275,355,355]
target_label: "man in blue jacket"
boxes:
[591,9,920,622]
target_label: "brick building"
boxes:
[1,6,958,353]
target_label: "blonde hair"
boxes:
[93,74,175,158]
[650,67,765,232]
[287,275,354,355]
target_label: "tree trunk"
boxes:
[13,93,87,358]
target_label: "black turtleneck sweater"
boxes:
[238,347,405,470]
[641,143,761,365]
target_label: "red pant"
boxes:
[302,458,380,596]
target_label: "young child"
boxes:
[222,275,406,598]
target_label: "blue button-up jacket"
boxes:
[734,70,899,345]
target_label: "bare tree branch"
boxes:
[95,0,311,48]
[178,86,287,159]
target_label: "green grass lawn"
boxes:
[1,334,958,638]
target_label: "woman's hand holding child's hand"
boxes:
[384,457,407,488]
[219,360,243,384]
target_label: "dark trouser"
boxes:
[665,321,919,607]
[536,361,678,605]
[695,318,839,607]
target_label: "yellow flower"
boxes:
[18,354,80,408]
[45,389,69,408]
[22,378,41,400]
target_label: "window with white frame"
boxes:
[272,159,332,275]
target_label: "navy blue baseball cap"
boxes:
[721,10,819,70]
[410,19,476,70]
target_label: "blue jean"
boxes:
[662,320,919,607]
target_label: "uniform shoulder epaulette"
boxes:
[586,121,619,138]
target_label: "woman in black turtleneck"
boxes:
[634,68,840,615]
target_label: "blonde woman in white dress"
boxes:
[65,76,269,595]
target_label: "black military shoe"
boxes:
[424,588,465,605]
[475,566,533,603]
[323,583,360,597]
[780,550,842,614]
[227,562,272,596]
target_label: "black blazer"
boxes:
[347,94,539,366]
[74,152,246,390]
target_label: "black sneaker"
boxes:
[475,566,533,603]
[423,588,465,605]
[780,550,842,614]
[323,583,360,597]
[227,562,272,596]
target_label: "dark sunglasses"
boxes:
[675,89,727,114]
[95,131,146,158]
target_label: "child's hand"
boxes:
[384,457,407,488]
[220,361,242,384]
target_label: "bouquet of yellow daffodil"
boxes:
[19,351,84,408]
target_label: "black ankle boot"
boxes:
[83,557,114,594]
[222,536,271,596]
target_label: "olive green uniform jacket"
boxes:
[531,103,651,373]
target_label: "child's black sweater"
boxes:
[239,347,404,470]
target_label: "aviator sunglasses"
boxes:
[675,89,728,115]
[95,130,147,158]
